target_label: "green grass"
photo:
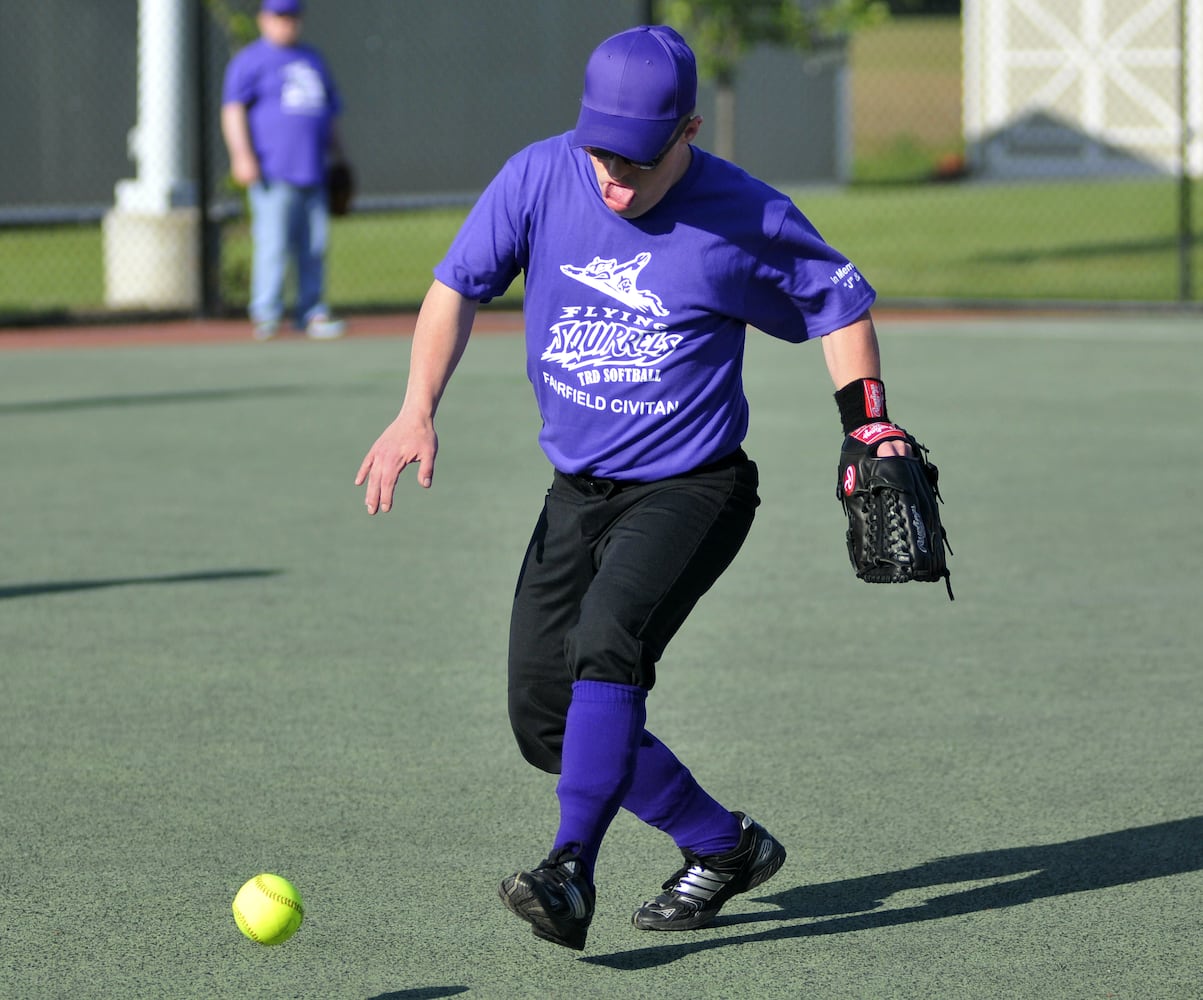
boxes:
[3,176,1195,322]
[220,207,527,312]
[0,225,105,314]
[2,316,1201,998]
[789,177,1203,302]
[850,15,964,183]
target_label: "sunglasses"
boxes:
[584,115,694,172]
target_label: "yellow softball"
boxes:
[232,873,304,945]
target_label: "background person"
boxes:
[221,0,346,340]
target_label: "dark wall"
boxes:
[1,0,138,207]
[1,0,848,213]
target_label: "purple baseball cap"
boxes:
[261,0,303,15]
[570,25,697,164]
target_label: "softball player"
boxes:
[357,25,902,951]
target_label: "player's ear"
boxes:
[684,116,703,142]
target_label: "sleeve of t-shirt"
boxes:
[433,154,530,303]
[221,47,255,106]
[744,198,877,343]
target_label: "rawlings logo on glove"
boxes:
[837,424,953,599]
[849,421,900,446]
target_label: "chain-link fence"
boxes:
[1,0,1199,328]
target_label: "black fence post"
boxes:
[1177,0,1194,303]
[195,0,221,317]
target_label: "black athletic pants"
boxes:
[507,450,761,774]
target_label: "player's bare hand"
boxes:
[877,436,911,458]
[354,413,438,514]
[230,151,261,188]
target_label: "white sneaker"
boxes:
[305,315,346,340]
[253,320,280,341]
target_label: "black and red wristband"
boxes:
[834,377,889,435]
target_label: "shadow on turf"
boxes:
[0,568,281,600]
[585,815,1203,970]
[367,989,467,1000]
[0,385,306,414]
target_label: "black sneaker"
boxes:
[632,812,786,931]
[499,847,595,951]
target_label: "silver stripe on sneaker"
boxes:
[675,865,733,902]
[559,876,591,919]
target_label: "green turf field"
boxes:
[2,314,1201,999]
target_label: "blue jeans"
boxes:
[248,180,330,328]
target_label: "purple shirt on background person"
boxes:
[435,133,876,481]
[222,38,341,187]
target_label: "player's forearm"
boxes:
[821,311,882,390]
[400,280,478,421]
[221,103,260,185]
[220,103,254,159]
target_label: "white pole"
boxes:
[115,0,193,214]
[104,0,199,307]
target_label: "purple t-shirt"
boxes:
[435,134,876,480]
[222,39,341,187]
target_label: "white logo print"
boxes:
[281,61,327,114]
[543,310,680,372]
[910,504,928,554]
[541,251,682,417]
[829,261,864,290]
[559,252,669,317]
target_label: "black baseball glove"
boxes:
[326,161,354,216]
[837,422,953,599]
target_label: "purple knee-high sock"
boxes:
[552,680,647,882]
[621,731,741,857]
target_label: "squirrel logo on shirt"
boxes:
[545,251,682,373]
[559,252,669,317]
[543,251,682,413]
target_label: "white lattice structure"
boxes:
[964,0,1202,177]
